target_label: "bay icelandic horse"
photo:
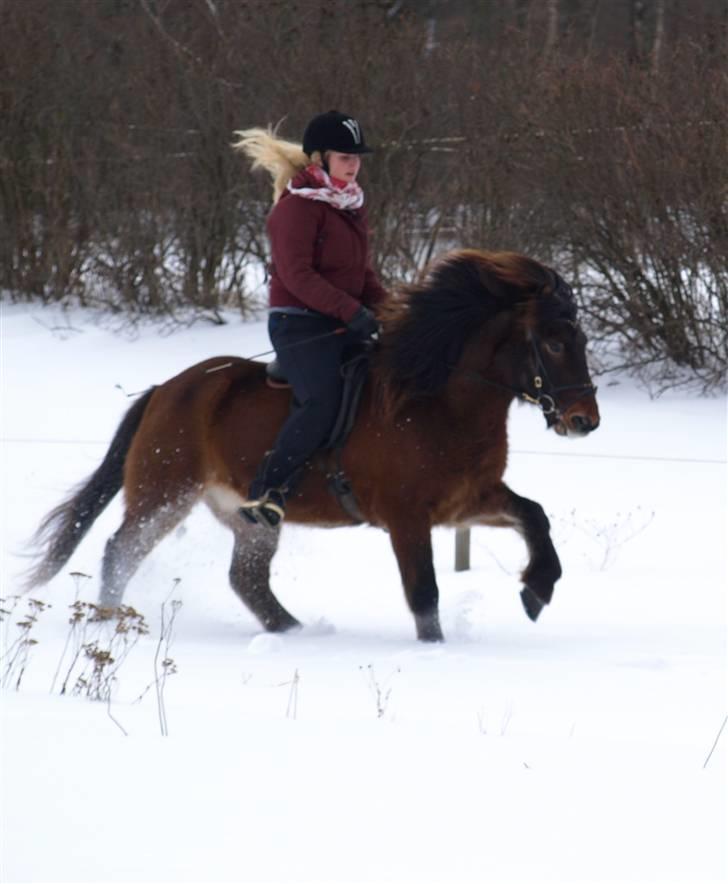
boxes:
[27,250,600,641]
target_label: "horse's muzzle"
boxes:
[554,407,600,437]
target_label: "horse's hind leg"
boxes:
[228,523,300,632]
[205,493,300,632]
[482,482,562,622]
[99,494,196,608]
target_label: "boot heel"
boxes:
[239,505,261,525]
[258,501,285,527]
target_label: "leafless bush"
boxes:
[1,0,725,386]
[536,46,728,391]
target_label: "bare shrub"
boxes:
[1,0,725,386]
[537,45,728,390]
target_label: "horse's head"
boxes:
[376,250,600,436]
[515,275,600,437]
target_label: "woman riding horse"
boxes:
[234,111,388,528]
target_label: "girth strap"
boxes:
[326,448,366,524]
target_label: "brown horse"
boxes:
[27,249,600,641]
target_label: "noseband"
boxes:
[520,336,597,420]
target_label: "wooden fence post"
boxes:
[455,527,471,572]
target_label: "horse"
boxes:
[26,249,600,641]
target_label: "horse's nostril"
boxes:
[571,414,592,433]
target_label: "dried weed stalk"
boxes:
[1,597,51,690]
[53,601,149,701]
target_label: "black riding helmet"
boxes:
[302,110,374,157]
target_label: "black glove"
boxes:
[347,306,381,341]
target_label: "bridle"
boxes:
[523,334,597,419]
[458,330,597,423]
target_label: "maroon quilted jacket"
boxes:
[267,171,388,323]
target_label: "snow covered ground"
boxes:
[1,303,726,884]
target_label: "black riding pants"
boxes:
[249,311,360,500]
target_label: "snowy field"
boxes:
[1,303,726,884]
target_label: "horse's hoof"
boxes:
[521,587,545,622]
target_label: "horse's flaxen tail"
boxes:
[25,387,157,589]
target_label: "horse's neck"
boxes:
[446,352,515,416]
[450,374,512,425]
[377,379,512,470]
[419,363,512,470]
[447,320,521,429]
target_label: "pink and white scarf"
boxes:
[287,164,364,211]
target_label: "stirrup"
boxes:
[239,493,285,528]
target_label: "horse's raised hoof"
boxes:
[415,613,445,642]
[263,614,302,633]
[521,587,545,622]
[265,620,302,634]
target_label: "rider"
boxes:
[237,110,388,527]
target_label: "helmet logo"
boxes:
[342,118,361,144]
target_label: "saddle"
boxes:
[265,354,369,523]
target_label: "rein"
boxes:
[246,326,348,362]
[204,327,347,374]
[207,318,595,423]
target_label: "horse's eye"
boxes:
[546,340,564,356]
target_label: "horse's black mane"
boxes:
[377,249,576,406]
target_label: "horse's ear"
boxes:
[552,274,578,319]
[543,270,571,301]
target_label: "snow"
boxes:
[1,303,726,884]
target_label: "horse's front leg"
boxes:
[388,518,444,642]
[482,483,562,622]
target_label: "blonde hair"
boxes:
[232,126,323,203]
